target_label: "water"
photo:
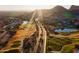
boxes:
[55,28,78,32]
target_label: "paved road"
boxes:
[37,10,47,53]
[33,10,47,53]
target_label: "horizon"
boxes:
[0,5,71,11]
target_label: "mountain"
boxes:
[70,5,79,11]
[43,5,68,16]
[69,5,79,15]
[41,6,68,24]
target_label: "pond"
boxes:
[54,28,78,32]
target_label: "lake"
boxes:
[54,28,78,32]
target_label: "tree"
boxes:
[63,12,76,18]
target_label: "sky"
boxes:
[0,5,71,11]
